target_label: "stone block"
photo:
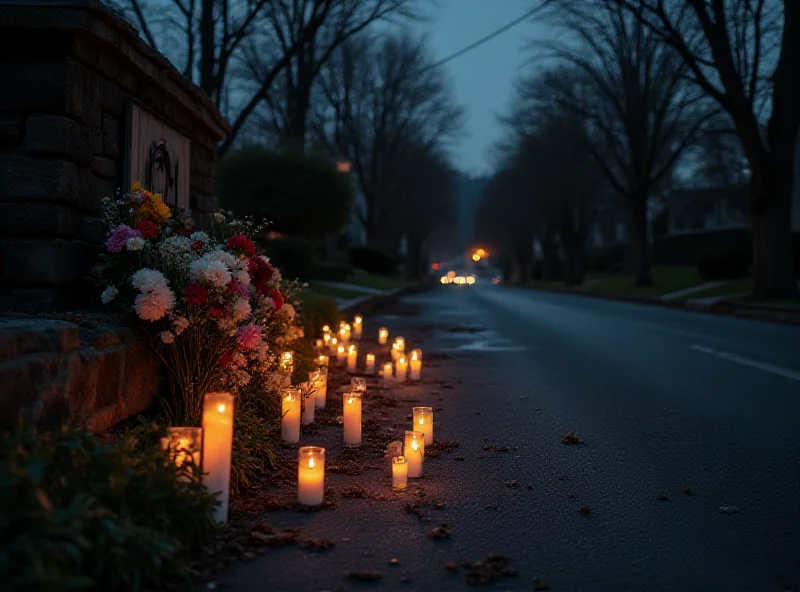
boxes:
[1,238,79,285]
[90,126,103,155]
[91,155,118,179]
[64,58,102,128]
[190,170,214,195]
[26,114,92,164]
[0,57,68,112]
[0,203,82,238]
[101,112,120,158]
[80,216,104,243]
[0,318,81,362]
[0,116,20,145]
[0,156,79,204]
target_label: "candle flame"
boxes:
[354,316,362,324]
[338,346,345,353]
[309,457,315,469]
[418,418,424,425]
[399,357,406,364]
[217,403,226,413]
[348,397,354,405]
[322,325,330,332]
[411,440,419,451]
[412,352,418,360]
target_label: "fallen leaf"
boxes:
[561,432,582,445]
[464,553,513,585]
[444,561,459,572]
[429,524,451,540]
[389,558,399,566]
[344,571,382,581]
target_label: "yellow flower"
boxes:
[136,192,172,223]
[131,181,144,193]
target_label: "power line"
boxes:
[420,1,554,74]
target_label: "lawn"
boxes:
[683,278,753,300]
[344,269,415,291]
[307,282,366,300]
[572,266,703,298]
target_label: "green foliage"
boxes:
[260,237,315,280]
[310,260,352,282]
[586,243,630,273]
[216,146,353,237]
[0,424,218,591]
[299,292,340,341]
[695,247,750,280]
[231,390,279,496]
[349,246,400,276]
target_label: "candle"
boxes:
[297,446,325,506]
[404,431,425,478]
[392,337,405,361]
[353,315,363,340]
[329,336,338,353]
[317,354,329,368]
[162,427,202,471]
[339,323,351,343]
[378,327,389,345]
[280,351,293,386]
[323,333,331,349]
[336,344,346,366]
[343,392,362,445]
[322,324,330,336]
[311,368,328,408]
[315,338,324,353]
[347,344,358,373]
[395,356,408,382]
[413,406,433,445]
[382,362,394,383]
[351,377,367,393]
[365,353,376,374]
[392,456,408,490]
[280,387,301,443]
[202,392,234,523]
[299,382,315,425]
[409,349,422,381]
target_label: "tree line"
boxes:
[476,0,798,300]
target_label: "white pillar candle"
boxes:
[280,387,301,443]
[391,337,405,361]
[162,427,202,471]
[339,324,351,343]
[392,456,408,490]
[336,344,346,366]
[353,315,363,340]
[412,406,433,445]
[329,336,338,354]
[409,349,422,381]
[312,368,328,408]
[317,354,329,368]
[322,325,330,336]
[365,353,376,374]
[297,446,325,506]
[343,392,362,445]
[323,333,331,349]
[280,351,293,384]
[202,392,234,523]
[404,431,424,478]
[299,382,315,424]
[347,344,358,373]
[378,327,389,345]
[382,362,394,383]
[395,356,408,382]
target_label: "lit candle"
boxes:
[353,315,363,340]
[379,327,389,345]
[299,382,315,425]
[392,337,405,360]
[280,351,293,386]
[339,323,351,343]
[392,456,408,490]
[351,377,367,393]
[311,368,328,408]
[297,446,325,506]
[162,427,202,471]
[365,353,376,374]
[202,392,234,523]
[318,354,329,368]
[329,336,338,354]
[281,387,301,443]
[395,356,408,382]
[413,406,433,445]
[382,362,394,383]
[409,349,422,381]
[336,344,346,366]
[404,430,425,478]
[315,338,324,353]
[347,344,358,373]
[322,324,331,336]
[343,391,362,445]
[323,333,331,349]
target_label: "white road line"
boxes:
[690,344,800,382]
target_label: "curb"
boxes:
[338,282,432,317]
[518,284,800,327]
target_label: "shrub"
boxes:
[310,260,352,282]
[299,292,339,340]
[0,424,217,590]
[259,237,315,280]
[231,390,278,496]
[586,243,629,272]
[350,246,400,275]
[695,248,750,280]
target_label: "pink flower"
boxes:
[106,225,141,253]
[235,323,262,350]
[227,280,249,299]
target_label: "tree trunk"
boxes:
[563,235,585,286]
[406,236,423,279]
[628,197,652,286]
[751,164,799,299]
[541,237,558,282]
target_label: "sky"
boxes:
[411,0,556,177]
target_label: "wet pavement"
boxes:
[218,284,800,591]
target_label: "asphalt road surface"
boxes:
[223,283,800,591]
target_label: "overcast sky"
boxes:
[411,0,556,177]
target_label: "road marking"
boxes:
[690,344,800,382]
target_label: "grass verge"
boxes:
[344,270,415,291]
[308,282,368,300]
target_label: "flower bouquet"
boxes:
[94,183,302,424]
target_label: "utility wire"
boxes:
[418,1,554,74]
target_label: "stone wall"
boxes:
[0,0,230,309]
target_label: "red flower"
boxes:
[269,289,283,312]
[250,256,276,295]
[178,228,192,238]
[184,283,208,305]
[137,220,159,238]
[192,240,204,252]
[227,234,256,258]
[210,306,226,319]
[219,350,233,368]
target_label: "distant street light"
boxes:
[336,160,352,174]
[472,253,481,262]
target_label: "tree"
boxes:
[533,3,711,285]
[610,0,798,298]
[313,32,464,246]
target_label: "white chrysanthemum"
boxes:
[131,268,168,293]
[213,212,225,222]
[100,285,118,304]
[190,231,210,243]
[172,316,190,335]
[160,331,175,344]
[205,250,237,268]
[232,297,251,323]
[201,259,231,288]
[232,352,247,367]
[160,235,193,254]
[233,269,251,286]
[133,285,175,321]
[126,237,145,251]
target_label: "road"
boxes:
[222,283,800,591]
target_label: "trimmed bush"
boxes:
[259,238,315,280]
[586,243,629,272]
[695,247,750,280]
[299,292,339,340]
[350,246,400,276]
[310,261,352,282]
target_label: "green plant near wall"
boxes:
[0,424,218,591]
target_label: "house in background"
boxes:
[663,185,749,234]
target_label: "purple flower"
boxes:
[106,225,141,253]
[235,323,262,350]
